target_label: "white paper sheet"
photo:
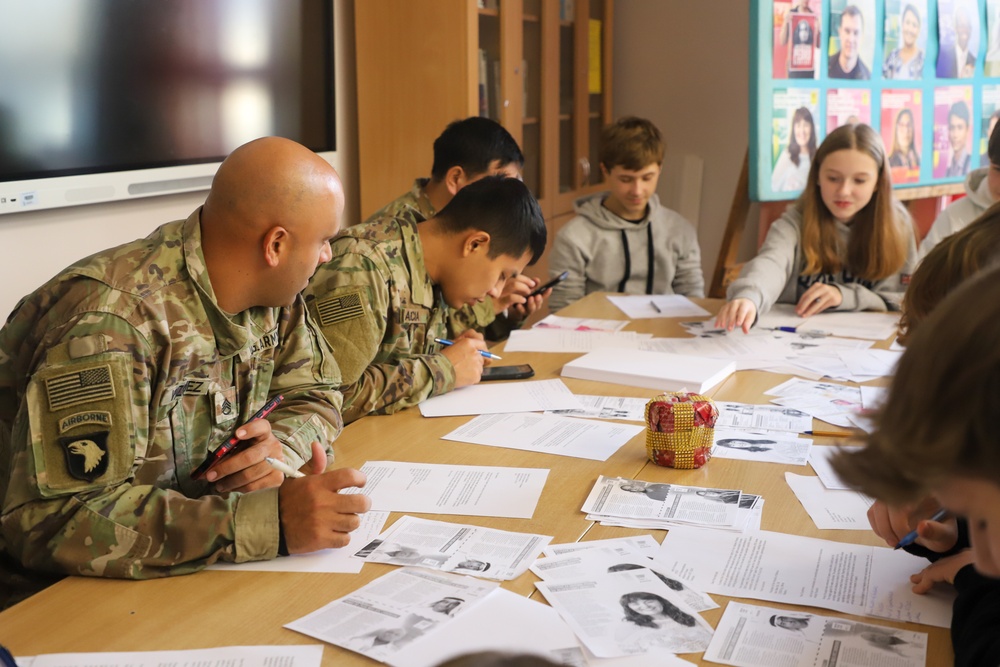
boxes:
[809,445,861,490]
[441,412,642,461]
[286,568,499,663]
[785,472,874,529]
[207,510,389,573]
[543,535,661,558]
[837,348,902,379]
[533,314,629,332]
[711,428,812,465]
[655,527,955,627]
[418,379,583,417]
[860,385,887,410]
[503,329,649,353]
[705,602,928,667]
[29,646,323,667]
[757,304,900,340]
[547,395,651,422]
[714,401,814,433]
[358,515,551,580]
[581,476,742,528]
[353,461,548,519]
[389,588,587,667]
[606,294,711,319]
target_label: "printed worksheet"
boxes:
[418,378,583,417]
[582,476,742,529]
[354,461,548,519]
[29,646,323,667]
[785,472,874,529]
[547,395,651,422]
[714,401,814,433]
[712,428,813,465]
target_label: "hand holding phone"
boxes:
[528,271,569,298]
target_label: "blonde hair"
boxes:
[831,266,1000,503]
[898,204,1000,345]
[798,123,909,280]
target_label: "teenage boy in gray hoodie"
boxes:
[919,120,1000,257]
[547,117,704,312]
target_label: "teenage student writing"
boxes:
[716,123,917,333]
[831,267,1000,667]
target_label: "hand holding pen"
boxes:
[434,337,502,361]
[192,394,286,486]
[434,333,494,388]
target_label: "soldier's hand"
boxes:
[493,274,535,315]
[278,468,372,553]
[440,336,487,387]
[206,418,285,493]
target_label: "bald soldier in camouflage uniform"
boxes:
[0,138,371,608]
[365,117,546,340]
[305,176,547,424]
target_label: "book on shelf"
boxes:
[478,48,489,118]
[561,348,736,394]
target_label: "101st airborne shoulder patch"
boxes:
[316,290,365,326]
[58,431,110,482]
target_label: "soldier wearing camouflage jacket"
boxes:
[0,210,343,608]
[305,215,454,424]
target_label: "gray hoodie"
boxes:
[918,167,995,258]
[547,193,704,312]
[727,202,918,315]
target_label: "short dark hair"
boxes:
[431,117,525,181]
[841,5,864,30]
[949,101,970,126]
[435,176,547,265]
[988,112,1000,165]
[599,116,665,171]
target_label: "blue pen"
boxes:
[0,644,17,667]
[894,508,950,550]
[434,337,502,361]
[775,326,798,333]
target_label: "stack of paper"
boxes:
[504,328,650,352]
[580,476,762,532]
[418,378,583,417]
[561,348,735,393]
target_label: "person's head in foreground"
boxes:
[434,652,561,667]
[832,266,1000,577]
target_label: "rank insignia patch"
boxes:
[58,431,110,482]
[317,291,365,326]
[46,364,115,411]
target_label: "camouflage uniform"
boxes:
[365,179,498,336]
[0,210,343,608]
[304,216,456,424]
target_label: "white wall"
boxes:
[0,0,359,319]
[613,1,757,292]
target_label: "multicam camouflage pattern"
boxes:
[0,210,343,608]
[304,216,456,424]
[364,180,496,335]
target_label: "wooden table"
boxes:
[0,295,952,665]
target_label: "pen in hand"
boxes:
[265,456,305,478]
[191,394,285,480]
[433,337,502,361]
[894,508,950,550]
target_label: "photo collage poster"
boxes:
[751,0,1000,200]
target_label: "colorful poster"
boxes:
[936,0,981,78]
[827,88,872,131]
[882,0,928,79]
[881,89,923,184]
[771,88,820,193]
[986,0,1000,76]
[981,85,1000,165]
[933,85,975,178]
[828,0,876,80]
[773,0,823,79]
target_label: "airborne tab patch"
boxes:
[59,410,112,434]
[58,431,110,482]
[317,291,365,327]
[45,364,115,411]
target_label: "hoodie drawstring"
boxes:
[618,225,655,294]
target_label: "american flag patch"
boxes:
[317,292,365,326]
[46,365,116,411]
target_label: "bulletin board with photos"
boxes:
[750,0,1000,201]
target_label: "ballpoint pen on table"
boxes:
[894,508,950,550]
[649,300,663,314]
[433,337,502,361]
[265,457,306,478]
[191,394,285,480]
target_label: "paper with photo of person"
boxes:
[773,0,822,79]
[827,0,876,80]
[826,88,871,132]
[714,401,814,433]
[981,85,1000,167]
[711,428,813,466]
[535,567,714,658]
[933,85,974,179]
[705,602,928,667]
[770,88,820,193]
[581,476,743,529]
[882,89,923,184]
[530,545,718,613]
[285,568,499,663]
[936,0,980,78]
[987,0,1000,75]
[354,515,551,581]
[883,0,928,79]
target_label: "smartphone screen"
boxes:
[480,364,535,381]
[528,271,569,298]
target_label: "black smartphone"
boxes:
[480,364,535,381]
[527,271,569,298]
